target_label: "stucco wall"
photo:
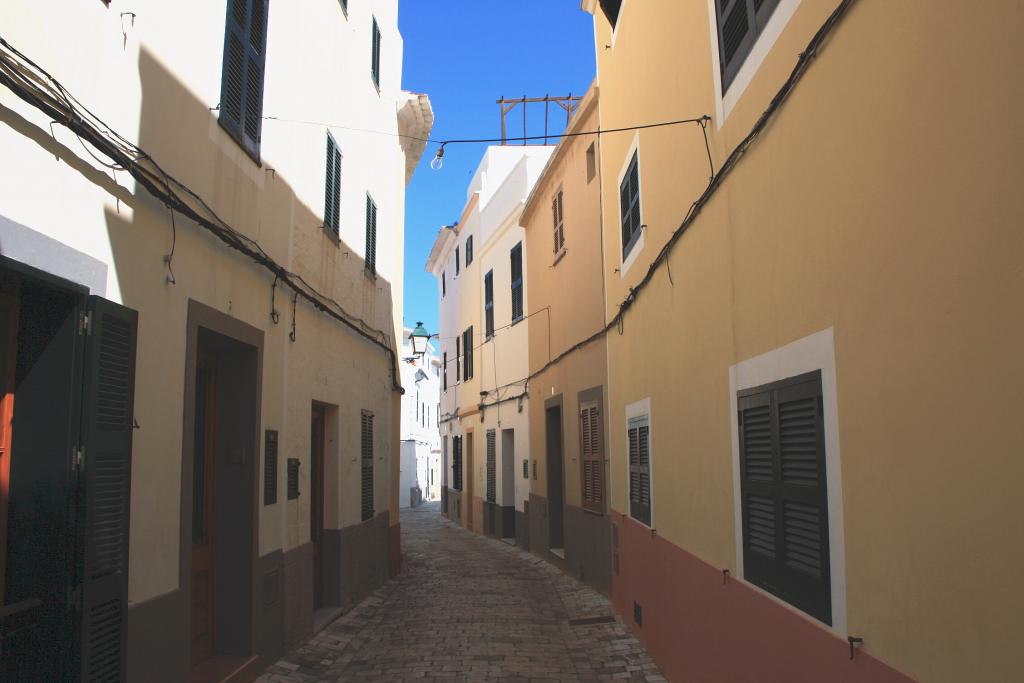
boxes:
[590,1,1024,681]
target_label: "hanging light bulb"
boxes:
[430,145,445,171]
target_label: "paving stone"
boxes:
[258,502,663,682]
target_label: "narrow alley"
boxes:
[260,503,663,682]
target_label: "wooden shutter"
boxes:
[455,247,460,275]
[486,430,496,503]
[264,429,278,505]
[620,152,641,259]
[77,296,137,682]
[365,196,377,275]
[219,0,269,159]
[627,415,651,525]
[286,458,300,500]
[462,328,473,380]
[580,402,603,514]
[466,236,473,266]
[371,17,381,88]
[716,0,781,92]
[510,243,523,321]
[442,352,447,390]
[452,436,463,491]
[738,371,831,624]
[324,135,341,235]
[552,191,564,253]
[456,336,461,381]
[484,272,494,338]
[360,412,374,521]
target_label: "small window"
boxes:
[218,0,269,161]
[599,0,622,28]
[324,133,342,235]
[716,0,781,92]
[620,151,642,260]
[627,415,651,525]
[365,195,377,275]
[465,235,474,266]
[586,142,597,183]
[455,246,460,276]
[484,271,494,338]
[738,370,831,624]
[510,242,524,322]
[442,352,448,390]
[370,16,381,89]
[462,327,474,380]
[552,190,565,255]
[361,411,374,521]
[442,271,446,298]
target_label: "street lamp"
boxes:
[409,321,432,358]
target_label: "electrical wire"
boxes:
[439,0,858,423]
[0,34,405,392]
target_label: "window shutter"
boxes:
[371,17,381,88]
[455,336,461,381]
[738,371,831,624]
[455,247,460,276]
[219,0,269,159]
[286,458,300,499]
[453,436,463,491]
[264,430,278,505]
[716,0,781,92]
[77,296,138,682]
[486,430,496,503]
[510,243,523,322]
[361,411,374,521]
[580,403,603,514]
[627,416,650,525]
[442,352,447,390]
[324,135,341,235]
[484,272,494,338]
[620,153,642,259]
[365,196,377,274]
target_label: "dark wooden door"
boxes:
[0,290,18,606]
[546,406,565,550]
[311,404,326,609]
[191,349,218,666]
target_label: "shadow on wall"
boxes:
[0,44,400,681]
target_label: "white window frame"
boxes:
[624,397,653,529]
[706,0,802,128]
[728,327,847,636]
[617,133,644,278]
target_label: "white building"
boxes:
[426,146,554,544]
[0,1,430,679]
[399,328,441,507]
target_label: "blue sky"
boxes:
[399,1,596,334]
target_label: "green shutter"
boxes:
[361,411,374,521]
[627,416,650,526]
[219,0,269,159]
[738,371,831,625]
[486,430,496,503]
[365,196,377,274]
[77,296,138,682]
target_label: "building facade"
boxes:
[0,1,430,680]
[581,0,1023,681]
[399,330,441,507]
[520,85,612,594]
[427,146,553,545]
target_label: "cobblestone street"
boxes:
[260,503,664,682]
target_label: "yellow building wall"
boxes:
[592,1,1024,680]
[524,89,608,505]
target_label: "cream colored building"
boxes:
[579,0,1024,681]
[426,145,553,541]
[520,84,612,593]
[0,1,430,680]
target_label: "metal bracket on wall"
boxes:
[848,636,864,660]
